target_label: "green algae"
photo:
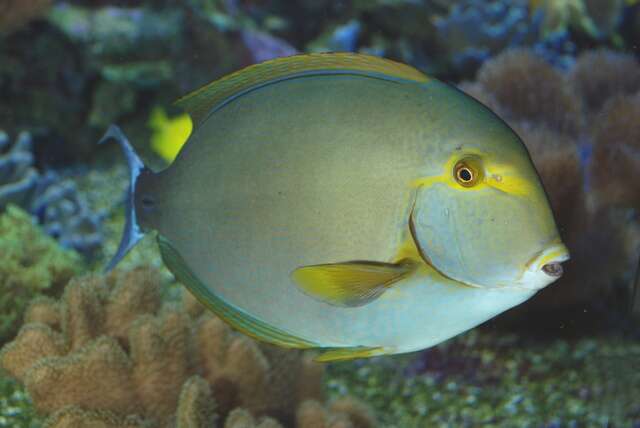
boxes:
[0,205,83,345]
[0,375,40,428]
[326,330,640,427]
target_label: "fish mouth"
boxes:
[541,262,564,277]
[526,243,570,278]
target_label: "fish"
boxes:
[101,53,570,362]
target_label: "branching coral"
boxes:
[0,205,82,345]
[532,0,627,39]
[435,0,541,72]
[30,171,105,256]
[589,93,640,210]
[0,131,39,209]
[462,48,640,313]
[435,0,578,73]
[0,131,105,256]
[475,49,583,135]
[568,49,640,115]
[0,268,377,427]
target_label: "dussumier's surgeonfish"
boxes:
[102,53,570,362]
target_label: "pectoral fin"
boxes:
[291,260,415,307]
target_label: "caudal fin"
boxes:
[99,125,147,272]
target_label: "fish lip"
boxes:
[541,262,564,277]
[525,243,570,276]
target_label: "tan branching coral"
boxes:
[0,0,52,35]
[43,407,148,428]
[0,267,377,427]
[295,398,376,428]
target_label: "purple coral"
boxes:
[30,171,105,256]
[0,130,104,257]
[0,131,39,209]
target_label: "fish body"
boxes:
[103,53,569,361]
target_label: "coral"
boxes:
[175,376,217,428]
[30,171,105,256]
[0,131,39,210]
[224,409,283,428]
[0,267,376,428]
[0,0,52,35]
[568,49,640,115]
[435,0,541,73]
[533,0,626,38]
[589,93,640,210]
[475,49,583,135]
[434,0,575,73]
[0,131,105,256]
[0,205,82,345]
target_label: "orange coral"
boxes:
[0,267,376,428]
[0,0,52,34]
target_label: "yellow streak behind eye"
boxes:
[486,172,537,197]
[410,153,536,199]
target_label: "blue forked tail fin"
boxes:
[99,125,147,272]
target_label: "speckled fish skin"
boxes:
[131,56,568,357]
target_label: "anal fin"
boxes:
[314,346,388,362]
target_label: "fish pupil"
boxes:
[458,168,473,182]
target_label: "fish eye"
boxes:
[453,158,482,187]
[141,195,156,211]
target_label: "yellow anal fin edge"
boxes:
[292,259,416,308]
[157,234,318,349]
[314,346,388,363]
[175,52,430,128]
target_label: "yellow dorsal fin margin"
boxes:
[175,52,430,128]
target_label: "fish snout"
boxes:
[518,243,570,289]
[541,261,564,278]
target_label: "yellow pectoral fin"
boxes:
[291,260,416,308]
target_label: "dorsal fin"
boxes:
[175,52,430,128]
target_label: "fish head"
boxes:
[410,91,569,290]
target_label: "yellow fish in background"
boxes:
[148,106,192,163]
[101,53,569,362]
